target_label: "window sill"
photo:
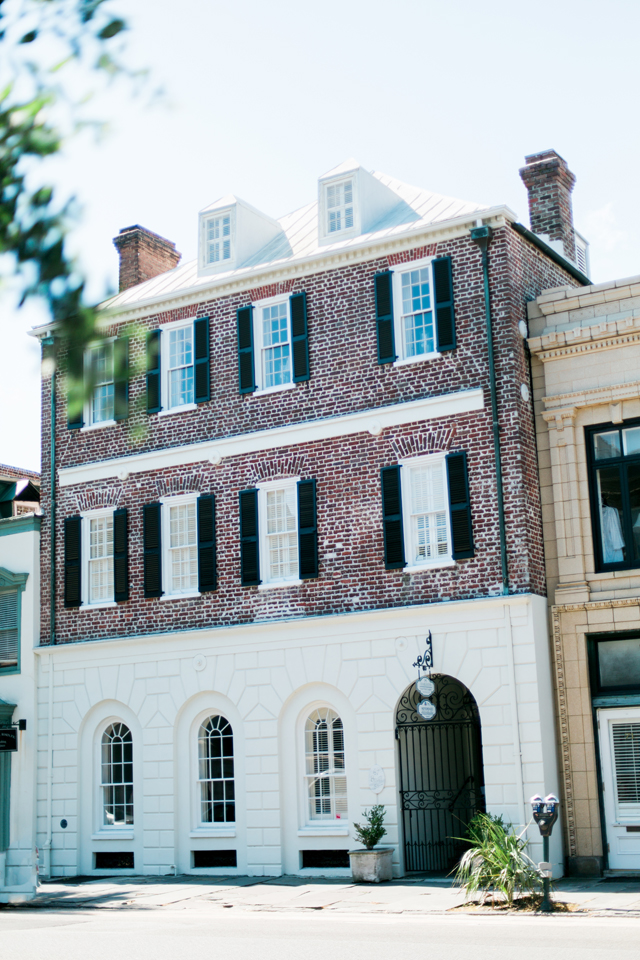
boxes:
[393,352,440,368]
[403,560,456,573]
[157,403,198,417]
[298,827,350,837]
[81,420,117,432]
[91,831,134,840]
[160,592,201,601]
[258,579,303,591]
[253,382,296,398]
[189,828,236,838]
[79,601,117,611]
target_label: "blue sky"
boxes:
[2,0,639,471]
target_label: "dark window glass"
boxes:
[598,637,640,690]
[589,422,640,570]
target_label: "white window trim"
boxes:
[96,718,135,832]
[159,492,200,598]
[80,507,115,607]
[199,206,236,274]
[319,175,360,244]
[252,293,295,395]
[256,476,300,586]
[398,452,453,572]
[159,317,196,413]
[83,337,116,428]
[391,257,441,366]
[300,702,350,829]
[193,711,237,831]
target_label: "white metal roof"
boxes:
[100,167,488,313]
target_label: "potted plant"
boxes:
[349,805,393,882]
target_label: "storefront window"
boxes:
[588,422,640,570]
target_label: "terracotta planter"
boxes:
[349,846,393,883]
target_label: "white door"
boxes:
[598,707,640,870]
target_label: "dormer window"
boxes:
[205,212,232,264]
[327,180,354,234]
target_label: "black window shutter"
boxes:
[297,479,317,579]
[198,494,217,592]
[194,316,210,403]
[237,306,255,394]
[380,466,405,569]
[114,337,129,421]
[433,257,456,351]
[446,452,474,559]
[143,502,163,597]
[64,516,82,607]
[67,344,84,429]
[375,271,396,364]
[146,330,162,413]
[291,292,310,382]
[239,489,260,585]
[113,508,129,602]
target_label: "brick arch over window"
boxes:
[391,426,456,461]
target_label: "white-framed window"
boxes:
[205,211,232,265]
[400,453,452,570]
[304,708,348,822]
[101,722,134,827]
[198,715,235,825]
[257,479,299,585]
[84,340,115,426]
[252,294,293,393]
[326,179,354,235]
[392,258,439,365]
[158,319,196,413]
[81,508,115,606]
[161,493,199,597]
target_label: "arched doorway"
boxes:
[396,675,484,873]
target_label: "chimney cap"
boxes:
[114,224,178,250]
[523,149,568,167]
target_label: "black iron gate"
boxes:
[396,675,485,873]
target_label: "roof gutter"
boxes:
[511,222,590,286]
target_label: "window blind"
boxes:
[612,722,640,805]
[0,592,18,666]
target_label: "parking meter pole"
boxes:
[540,834,552,913]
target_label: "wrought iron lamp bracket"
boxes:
[413,631,433,678]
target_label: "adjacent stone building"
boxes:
[530,273,640,876]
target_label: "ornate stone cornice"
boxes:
[532,324,640,360]
[541,380,640,417]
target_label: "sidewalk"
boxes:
[5,874,640,917]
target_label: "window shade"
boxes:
[0,592,18,666]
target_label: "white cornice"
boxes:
[529,316,640,357]
[29,206,515,338]
[542,379,640,415]
[536,275,640,316]
[58,388,485,488]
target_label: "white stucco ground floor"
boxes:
[31,593,562,880]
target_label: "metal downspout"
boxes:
[470,226,509,595]
[41,337,56,876]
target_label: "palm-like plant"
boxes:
[453,812,543,906]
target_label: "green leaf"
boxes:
[19,31,38,44]
[98,18,126,39]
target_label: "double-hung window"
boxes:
[393,259,438,364]
[101,722,134,827]
[260,481,299,584]
[251,295,294,393]
[88,513,114,604]
[588,421,640,570]
[305,708,348,822]
[87,342,115,424]
[162,494,198,596]
[401,455,451,568]
[198,715,235,824]
[205,212,232,265]
[168,326,194,408]
[326,179,354,235]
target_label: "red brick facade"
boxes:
[39,224,578,645]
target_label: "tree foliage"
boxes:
[0,0,136,372]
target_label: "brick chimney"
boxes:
[519,150,576,261]
[113,225,182,292]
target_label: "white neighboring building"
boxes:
[0,512,40,902]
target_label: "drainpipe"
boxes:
[42,337,56,877]
[470,226,509,595]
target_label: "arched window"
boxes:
[198,715,235,823]
[101,723,133,826]
[305,708,347,821]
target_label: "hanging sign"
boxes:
[0,728,17,752]
[416,677,435,697]
[417,700,437,721]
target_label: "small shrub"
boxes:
[453,812,542,906]
[353,805,387,850]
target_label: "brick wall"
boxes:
[39,225,578,644]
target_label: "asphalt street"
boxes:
[1,909,638,960]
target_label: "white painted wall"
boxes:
[0,521,40,901]
[33,592,563,880]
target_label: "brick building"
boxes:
[28,154,588,879]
